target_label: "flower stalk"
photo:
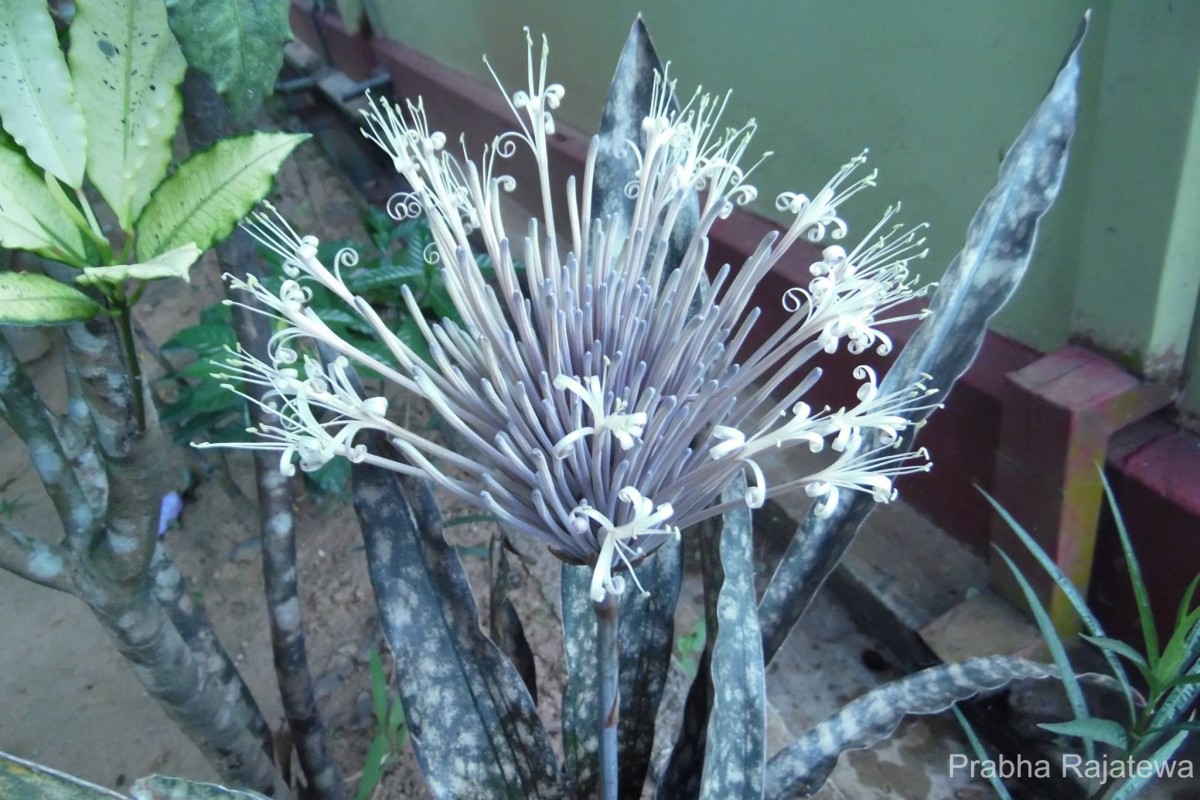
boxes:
[594,592,621,800]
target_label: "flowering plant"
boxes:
[201,17,1085,800]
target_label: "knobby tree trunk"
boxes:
[181,70,345,800]
[0,320,287,797]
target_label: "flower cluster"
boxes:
[201,32,937,602]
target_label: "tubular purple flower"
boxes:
[199,30,938,600]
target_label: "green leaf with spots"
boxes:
[68,0,187,230]
[77,243,202,288]
[0,1,88,188]
[164,0,291,122]
[0,272,99,325]
[130,775,271,800]
[0,750,123,799]
[133,131,307,261]
[0,146,89,265]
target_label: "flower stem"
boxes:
[595,592,620,800]
[114,299,146,434]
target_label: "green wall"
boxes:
[354,0,1200,394]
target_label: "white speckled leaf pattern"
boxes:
[763,657,1061,799]
[757,16,1087,669]
[700,474,764,800]
[352,446,564,800]
[561,539,681,799]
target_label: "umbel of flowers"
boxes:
[202,31,937,603]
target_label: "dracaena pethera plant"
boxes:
[200,31,938,605]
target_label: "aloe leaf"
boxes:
[0,750,123,799]
[952,708,1015,800]
[994,547,1094,761]
[134,132,307,261]
[764,657,1061,799]
[68,0,187,230]
[1039,717,1128,749]
[77,243,202,288]
[1105,729,1191,800]
[0,272,99,325]
[0,146,89,265]
[164,0,291,122]
[1101,471,1159,666]
[982,489,1136,708]
[563,538,683,800]
[757,14,1087,667]
[351,433,563,799]
[129,776,271,799]
[700,473,765,800]
[0,1,87,188]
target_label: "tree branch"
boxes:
[0,524,76,593]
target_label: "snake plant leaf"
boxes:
[129,775,271,800]
[0,146,89,266]
[0,750,123,799]
[77,243,202,289]
[561,538,682,800]
[591,17,699,292]
[560,20,689,798]
[757,14,1087,668]
[68,0,187,230]
[0,272,99,325]
[163,0,291,122]
[764,657,1061,799]
[0,1,87,188]
[657,477,763,800]
[134,132,307,261]
[701,474,765,800]
[351,433,564,800]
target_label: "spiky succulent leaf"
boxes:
[134,132,306,261]
[561,538,681,800]
[700,474,765,799]
[164,0,290,122]
[351,427,563,800]
[68,0,186,229]
[764,657,1061,799]
[0,1,87,187]
[129,776,271,800]
[757,14,1087,668]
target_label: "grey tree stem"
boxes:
[180,70,344,800]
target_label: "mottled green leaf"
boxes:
[134,132,307,261]
[77,243,202,288]
[164,0,291,122]
[0,1,87,187]
[764,657,1062,799]
[350,422,564,799]
[0,146,89,265]
[129,775,270,800]
[562,539,682,800]
[69,0,187,229]
[701,475,764,800]
[0,271,99,325]
[0,750,123,799]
